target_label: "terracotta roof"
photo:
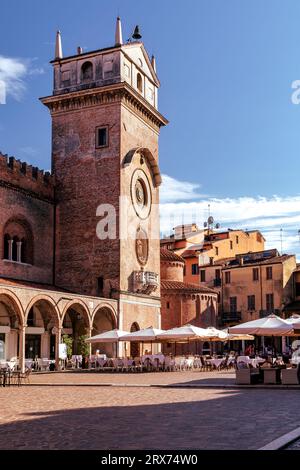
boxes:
[160,248,184,263]
[161,280,217,295]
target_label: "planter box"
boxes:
[236,369,260,385]
[281,368,299,385]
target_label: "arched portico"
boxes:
[61,300,91,356]
[0,289,24,366]
[91,305,117,357]
[24,295,60,365]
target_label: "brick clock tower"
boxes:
[41,18,168,334]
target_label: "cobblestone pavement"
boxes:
[29,369,236,386]
[1,373,300,450]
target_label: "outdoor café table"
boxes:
[206,358,224,369]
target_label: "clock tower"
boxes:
[41,18,168,333]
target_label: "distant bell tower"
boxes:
[41,18,168,333]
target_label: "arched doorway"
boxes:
[92,306,117,357]
[62,302,90,356]
[25,298,59,360]
[0,291,23,361]
[130,322,140,358]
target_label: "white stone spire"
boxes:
[151,55,157,73]
[115,16,123,46]
[55,30,63,59]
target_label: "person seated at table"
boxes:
[144,350,150,355]
[237,361,249,370]
[245,345,252,356]
[274,357,284,367]
[260,359,273,369]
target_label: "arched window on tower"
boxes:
[81,61,93,82]
[137,73,143,93]
[3,218,34,264]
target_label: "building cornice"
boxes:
[40,82,168,131]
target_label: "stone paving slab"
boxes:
[2,375,300,450]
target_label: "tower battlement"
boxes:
[0,152,54,201]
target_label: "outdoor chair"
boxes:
[202,356,213,372]
[174,356,185,371]
[41,358,49,371]
[111,358,122,372]
[164,356,175,372]
[18,368,31,385]
[133,357,143,372]
[122,358,134,372]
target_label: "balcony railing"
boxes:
[259,309,280,318]
[221,311,242,323]
[133,270,159,295]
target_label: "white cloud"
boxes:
[160,175,300,259]
[160,174,208,203]
[0,55,45,102]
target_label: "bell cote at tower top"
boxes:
[51,17,160,110]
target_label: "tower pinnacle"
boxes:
[115,17,123,46]
[55,30,63,59]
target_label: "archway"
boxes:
[91,306,117,357]
[61,301,91,356]
[25,297,60,360]
[0,290,24,361]
[130,322,140,358]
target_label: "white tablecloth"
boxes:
[207,358,224,369]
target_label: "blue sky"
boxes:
[1,0,300,257]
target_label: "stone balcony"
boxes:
[133,270,159,295]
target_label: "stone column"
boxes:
[55,326,62,370]
[19,325,26,373]
[8,239,13,261]
[88,327,92,357]
[16,241,22,263]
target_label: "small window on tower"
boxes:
[96,126,108,148]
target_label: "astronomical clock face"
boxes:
[130,169,152,219]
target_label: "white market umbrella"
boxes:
[121,327,165,342]
[228,314,293,336]
[285,315,300,328]
[222,328,255,341]
[204,327,229,341]
[157,324,210,356]
[85,328,129,343]
[156,324,209,341]
[120,327,166,355]
[226,333,255,341]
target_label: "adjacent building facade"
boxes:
[160,248,218,354]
